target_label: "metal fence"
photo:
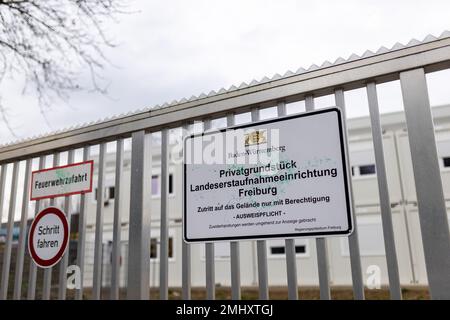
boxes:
[1,32,450,300]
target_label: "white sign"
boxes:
[28,207,69,268]
[31,160,93,200]
[184,107,353,242]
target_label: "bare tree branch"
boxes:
[0,0,128,137]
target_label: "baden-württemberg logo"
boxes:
[245,130,267,146]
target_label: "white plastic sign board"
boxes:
[30,160,93,201]
[28,207,69,268]
[184,107,353,242]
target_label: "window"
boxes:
[151,174,174,196]
[94,186,115,201]
[359,164,376,175]
[150,238,157,259]
[351,164,376,177]
[295,245,306,254]
[108,186,115,199]
[168,237,173,258]
[270,246,285,255]
[169,174,173,194]
[150,236,174,260]
[270,245,306,255]
[443,157,450,168]
[268,239,309,258]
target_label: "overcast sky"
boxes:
[1,0,450,144]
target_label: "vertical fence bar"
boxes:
[227,113,241,300]
[43,153,60,300]
[0,165,7,296]
[305,95,332,300]
[277,101,298,300]
[57,150,75,300]
[251,107,269,300]
[75,147,90,300]
[230,243,241,300]
[203,119,215,300]
[27,156,44,300]
[400,68,450,299]
[181,123,191,300]
[392,132,417,283]
[256,240,269,300]
[334,89,365,300]
[284,240,297,299]
[160,128,169,300]
[0,165,7,225]
[13,159,32,300]
[366,82,402,300]
[127,130,151,300]
[316,239,331,299]
[111,139,124,300]
[93,143,106,299]
[0,161,19,299]
[181,241,191,299]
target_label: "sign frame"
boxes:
[28,206,69,268]
[30,160,94,201]
[183,107,353,243]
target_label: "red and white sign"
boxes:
[28,207,69,268]
[30,160,93,201]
